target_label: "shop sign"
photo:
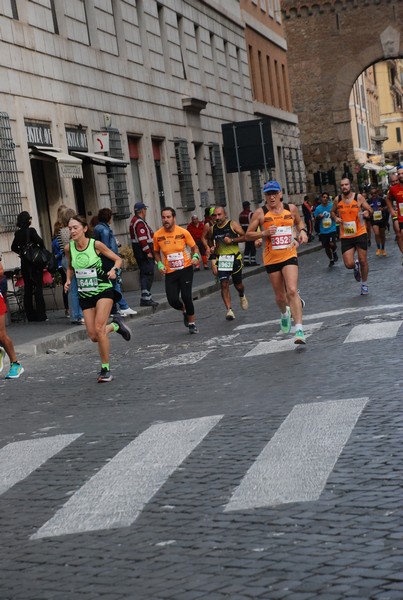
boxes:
[66,128,88,151]
[59,163,83,179]
[25,122,52,146]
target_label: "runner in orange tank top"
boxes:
[246,180,308,345]
[331,178,373,295]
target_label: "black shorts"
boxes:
[265,257,298,274]
[217,255,243,284]
[79,287,119,311]
[319,232,337,247]
[370,218,386,228]
[341,233,368,254]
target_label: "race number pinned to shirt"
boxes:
[167,252,184,270]
[271,226,292,250]
[342,221,357,237]
[322,213,332,228]
[76,268,98,292]
[218,254,235,271]
[373,210,382,221]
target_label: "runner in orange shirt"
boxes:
[331,178,373,295]
[246,180,308,344]
[154,207,200,334]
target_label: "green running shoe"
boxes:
[294,329,306,345]
[280,306,291,333]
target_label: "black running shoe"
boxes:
[98,368,112,383]
[113,315,131,341]
[189,324,199,334]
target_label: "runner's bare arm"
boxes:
[330,199,341,223]
[385,191,396,218]
[201,222,212,256]
[228,221,245,243]
[293,208,308,244]
[245,209,264,241]
[357,194,373,216]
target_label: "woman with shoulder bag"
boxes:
[11,211,47,322]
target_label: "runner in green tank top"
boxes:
[64,215,131,383]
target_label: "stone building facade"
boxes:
[0,0,306,269]
[0,0,257,268]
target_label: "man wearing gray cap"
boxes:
[129,203,158,307]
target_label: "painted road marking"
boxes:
[204,334,240,346]
[224,397,369,512]
[234,303,403,331]
[31,415,223,539]
[0,434,82,496]
[343,320,403,343]
[144,350,213,369]
[243,323,323,357]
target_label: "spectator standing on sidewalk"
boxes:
[11,211,47,322]
[59,207,84,324]
[239,201,258,266]
[130,203,158,307]
[302,195,314,242]
[187,214,209,270]
[93,208,137,317]
[52,204,69,317]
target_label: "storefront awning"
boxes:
[30,146,83,179]
[363,163,382,172]
[71,151,128,167]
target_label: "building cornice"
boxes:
[241,11,287,51]
[253,101,299,125]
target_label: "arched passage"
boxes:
[282,0,402,191]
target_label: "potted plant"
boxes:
[119,244,140,292]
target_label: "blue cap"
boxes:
[263,180,282,193]
[134,202,148,211]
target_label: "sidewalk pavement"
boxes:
[9,241,321,357]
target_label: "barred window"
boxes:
[174,139,195,211]
[107,129,130,220]
[209,143,226,206]
[0,112,23,232]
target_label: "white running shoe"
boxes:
[240,295,249,310]
[226,308,235,320]
[119,307,138,317]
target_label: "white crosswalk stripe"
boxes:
[343,320,403,343]
[31,415,223,539]
[0,398,372,539]
[224,397,369,512]
[243,322,323,357]
[0,433,82,496]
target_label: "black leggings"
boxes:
[165,266,194,316]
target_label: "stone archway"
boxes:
[282,0,402,191]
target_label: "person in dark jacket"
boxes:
[11,211,47,322]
